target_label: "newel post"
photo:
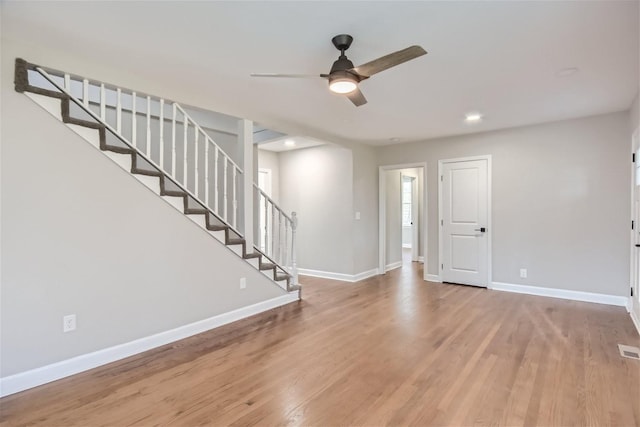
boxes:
[239,119,254,250]
[291,211,298,286]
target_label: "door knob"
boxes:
[474,227,486,232]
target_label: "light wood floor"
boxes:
[1,261,639,426]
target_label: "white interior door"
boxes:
[440,158,489,287]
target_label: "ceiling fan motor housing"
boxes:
[330,56,354,73]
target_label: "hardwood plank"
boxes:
[1,262,638,426]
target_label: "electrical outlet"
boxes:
[520,268,527,279]
[240,277,246,289]
[355,212,361,220]
[63,314,76,332]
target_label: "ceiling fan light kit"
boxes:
[251,34,427,107]
[328,72,358,94]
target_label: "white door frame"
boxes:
[411,175,419,262]
[630,128,639,313]
[438,155,492,286]
[258,168,272,197]
[378,162,428,280]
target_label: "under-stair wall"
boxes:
[0,51,296,396]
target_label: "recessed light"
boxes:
[464,112,483,123]
[284,139,296,147]
[556,67,579,77]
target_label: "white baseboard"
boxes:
[297,268,379,283]
[402,244,411,249]
[353,268,380,281]
[490,281,628,307]
[418,256,424,263]
[0,293,298,398]
[385,261,403,272]
[426,274,442,283]
[630,308,640,337]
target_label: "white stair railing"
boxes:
[24,62,299,287]
[31,66,243,232]
[254,184,298,287]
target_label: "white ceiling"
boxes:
[259,136,326,153]
[3,1,638,146]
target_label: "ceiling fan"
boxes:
[250,34,427,107]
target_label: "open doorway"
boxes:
[402,174,419,263]
[378,163,427,279]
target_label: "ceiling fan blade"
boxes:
[250,73,323,78]
[353,45,427,78]
[346,87,367,107]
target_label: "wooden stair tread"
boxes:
[131,168,163,177]
[226,238,245,245]
[161,190,186,197]
[184,208,208,215]
[244,252,261,260]
[260,263,276,270]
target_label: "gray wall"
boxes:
[631,92,639,134]
[350,143,379,274]
[385,170,402,266]
[1,37,286,377]
[278,144,354,274]
[377,112,630,296]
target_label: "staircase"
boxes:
[14,58,300,295]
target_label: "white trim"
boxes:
[354,268,380,281]
[258,168,273,198]
[418,256,425,263]
[0,293,298,397]
[402,243,412,249]
[490,281,628,307]
[426,274,442,283]
[298,268,379,283]
[630,127,639,327]
[379,163,428,281]
[385,261,403,272]
[438,155,492,287]
[630,309,640,337]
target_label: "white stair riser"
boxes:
[133,174,160,195]
[260,269,274,280]
[103,151,133,171]
[186,214,207,229]
[161,196,185,212]
[24,92,62,121]
[66,124,101,148]
[229,245,243,257]
[209,230,226,243]
[246,258,260,269]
